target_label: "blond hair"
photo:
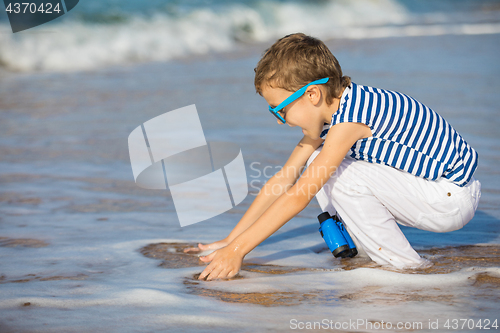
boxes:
[254,33,351,105]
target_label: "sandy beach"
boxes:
[1,1,500,331]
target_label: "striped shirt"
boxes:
[320,83,478,187]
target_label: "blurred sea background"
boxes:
[1,0,500,71]
[1,0,500,332]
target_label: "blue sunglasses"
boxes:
[268,77,330,124]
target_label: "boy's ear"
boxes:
[306,85,322,106]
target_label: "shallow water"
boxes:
[140,242,500,308]
[0,31,499,332]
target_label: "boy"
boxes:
[191,33,481,280]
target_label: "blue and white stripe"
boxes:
[321,83,478,187]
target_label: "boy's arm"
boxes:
[198,122,370,280]
[186,135,323,254]
[224,135,324,241]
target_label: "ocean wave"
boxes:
[0,0,496,72]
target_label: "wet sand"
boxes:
[140,242,500,307]
[0,237,49,248]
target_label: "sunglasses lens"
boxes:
[274,112,285,124]
[269,108,285,124]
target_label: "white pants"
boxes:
[307,148,481,269]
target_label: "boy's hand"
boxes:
[198,244,244,281]
[183,239,229,254]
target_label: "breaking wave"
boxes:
[0,0,498,72]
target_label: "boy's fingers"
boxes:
[185,243,211,253]
[220,268,233,280]
[206,266,224,281]
[199,251,217,262]
[200,267,216,281]
[227,269,237,279]
[198,264,214,280]
[211,265,237,280]
[199,264,239,281]
[200,242,221,251]
[183,247,201,253]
